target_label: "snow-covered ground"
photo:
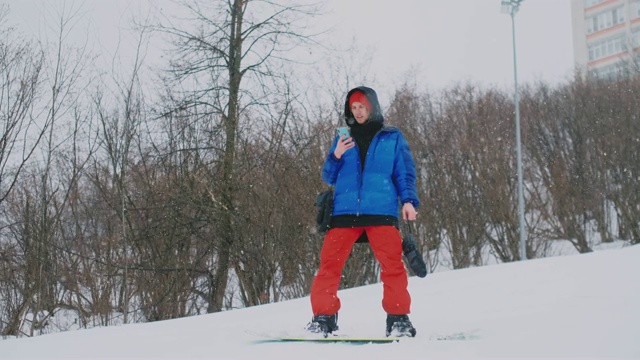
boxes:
[2,245,638,359]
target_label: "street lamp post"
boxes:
[501,0,527,261]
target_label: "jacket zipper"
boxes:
[356,146,362,216]
[355,128,386,216]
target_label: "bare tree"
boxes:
[0,7,45,206]
[589,76,640,244]
[0,2,95,336]
[0,7,46,337]
[89,22,151,323]
[415,85,495,268]
[154,0,320,312]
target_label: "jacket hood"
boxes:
[344,86,384,127]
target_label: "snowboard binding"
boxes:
[305,313,339,338]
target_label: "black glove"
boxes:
[402,233,427,278]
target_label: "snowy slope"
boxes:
[2,245,639,359]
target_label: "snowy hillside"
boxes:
[2,245,639,359]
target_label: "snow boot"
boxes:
[386,314,416,337]
[305,313,338,337]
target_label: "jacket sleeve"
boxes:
[321,136,343,185]
[393,133,420,208]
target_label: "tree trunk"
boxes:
[210,0,246,313]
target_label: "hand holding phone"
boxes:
[336,127,350,139]
[334,127,354,159]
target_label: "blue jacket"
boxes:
[322,126,420,218]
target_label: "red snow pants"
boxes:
[310,226,411,316]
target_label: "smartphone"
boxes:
[336,127,350,139]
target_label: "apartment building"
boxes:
[571,0,640,78]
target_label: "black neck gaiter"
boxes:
[350,121,383,169]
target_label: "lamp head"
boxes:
[501,0,524,15]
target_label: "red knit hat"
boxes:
[349,91,372,113]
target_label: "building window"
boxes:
[633,28,640,49]
[588,35,626,61]
[634,0,640,17]
[586,5,626,34]
[585,0,606,7]
[590,63,625,79]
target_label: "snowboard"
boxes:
[254,336,402,345]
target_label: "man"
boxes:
[306,86,420,338]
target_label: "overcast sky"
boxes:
[326,0,575,89]
[4,0,574,94]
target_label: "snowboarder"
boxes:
[306,86,420,337]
